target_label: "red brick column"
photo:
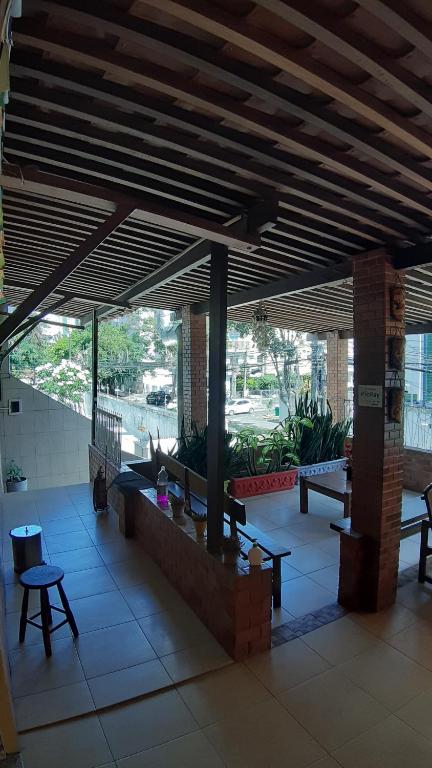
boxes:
[181,306,207,432]
[326,331,348,422]
[339,250,405,611]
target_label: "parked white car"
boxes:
[225,398,254,416]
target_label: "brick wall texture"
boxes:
[89,445,272,660]
[134,488,272,660]
[326,331,348,423]
[339,250,405,611]
[181,306,207,432]
[404,448,432,492]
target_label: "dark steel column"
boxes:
[91,309,98,445]
[207,243,228,552]
[176,314,184,436]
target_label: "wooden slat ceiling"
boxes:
[3,0,432,332]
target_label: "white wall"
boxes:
[0,374,90,490]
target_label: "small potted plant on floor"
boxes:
[222,534,242,565]
[169,491,186,523]
[6,460,27,492]
[191,511,207,539]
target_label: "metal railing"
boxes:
[95,406,122,467]
[404,405,432,451]
[344,399,432,451]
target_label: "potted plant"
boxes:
[191,511,207,539]
[222,534,242,565]
[169,491,186,522]
[6,460,27,492]
[228,426,301,498]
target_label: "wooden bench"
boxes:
[151,441,290,607]
[223,515,290,608]
[330,509,428,540]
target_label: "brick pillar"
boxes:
[326,331,348,422]
[339,250,405,612]
[181,306,207,433]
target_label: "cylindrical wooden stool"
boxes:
[19,565,79,658]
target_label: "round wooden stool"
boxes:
[19,565,79,657]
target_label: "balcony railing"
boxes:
[95,406,122,467]
[344,399,432,451]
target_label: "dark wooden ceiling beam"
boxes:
[0,205,134,344]
[38,0,432,186]
[90,200,278,320]
[139,0,432,158]
[254,0,432,117]
[192,260,353,313]
[0,168,262,252]
[4,280,132,309]
[9,84,430,234]
[392,243,432,270]
[11,55,426,239]
[11,25,432,220]
[356,0,432,60]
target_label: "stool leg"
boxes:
[19,587,29,643]
[57,582,79,638]
[40,588,52,657]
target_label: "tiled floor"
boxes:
[2,482,432,768]
[0,484,232,734]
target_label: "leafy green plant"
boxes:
[7,460,24,481]
[287,393,352,465]
[233,425,302,476]
[172,421,244,480]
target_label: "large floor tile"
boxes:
[308,564,340,594]
[332,715,432,768]
[70,591,134,634]
[50,546,104,573]
[121,580,185,620]
[161,637,232,683]
[107,556,161,590]
[139,606,213,656]
[19,714,112,768]
[388,619,432,669]
[397,580,432,623]
[97,539,142,565]
[396,686,432,741]
[62,566,117,601]
[42,516,86,537]
[279,667,388,751]
[281,576,335,617]
[339,642,432,711]
[99,689,197,760]
[245,637,330,694]
[284,544,337,575]
[45,529,94,555]
[348,603,417,640]
[88,658,171,709]
[76,621,156,678]
[117,731,224,768]
[204,696,325,768]
[14,681,95,731]
[10,636,84,698]
[303,616,379,665]
[178,663,270,727]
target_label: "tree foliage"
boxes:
[228,320,302,404]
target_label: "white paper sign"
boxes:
[358,385,383,408]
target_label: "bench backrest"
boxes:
[422,482,432,523]
[151,441,245,524]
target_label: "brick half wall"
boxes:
[403,448,432,492]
